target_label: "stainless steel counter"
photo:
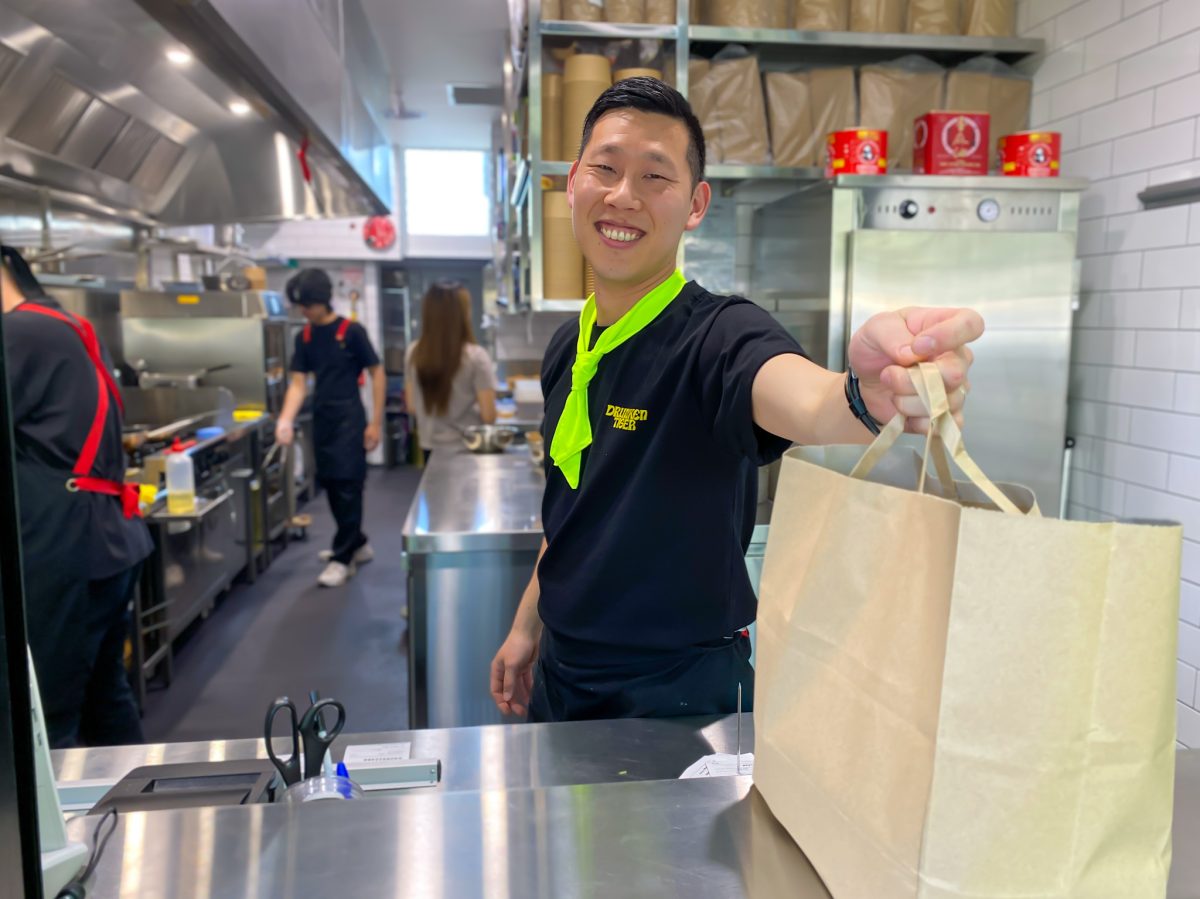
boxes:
[401,446,545,554]
[53,715,752,794]
[60,735,1200,899]
[400,448,773,728]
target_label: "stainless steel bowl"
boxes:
[461,425,518,454]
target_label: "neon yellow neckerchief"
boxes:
[549,269,686,489]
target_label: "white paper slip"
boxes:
[680,752,754,779]
[342,742,412,766]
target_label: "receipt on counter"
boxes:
[342,742,412,765]
[680,752,754,779]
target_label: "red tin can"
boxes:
[914,112,990,176]
[825,129,888,178]
[999,131,1061,177]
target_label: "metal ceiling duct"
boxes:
[0,0,393,225]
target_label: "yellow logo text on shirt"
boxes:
[606,404,648,432]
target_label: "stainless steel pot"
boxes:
[461,425,517,454]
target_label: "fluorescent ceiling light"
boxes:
[165,47,193,66]
[229,99,252,116]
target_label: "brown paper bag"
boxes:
[765,68,855,167]
[703,0,776,27]
[563,0,605,20]
[850,0,903,31]
[699,54,770,165]
[963,0,1014,36]
[795,0,849,29]
[754,363,1180,899]
[945,61,1032,170]
[644,0,676,22]
[604,0,645,21]
[907,0,958,33]
[859,58,946,172]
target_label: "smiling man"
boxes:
[490,78,982,722]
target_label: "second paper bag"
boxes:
[754,363,1179,899]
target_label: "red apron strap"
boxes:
[303,324,312,343]
[15,303,120,475]
[336,318,350,342]
[70,476,142,519]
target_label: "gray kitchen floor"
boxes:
[140,465,422,743]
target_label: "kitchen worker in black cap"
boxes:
[1,245,152,747]
[276,268,385,588]
[490,78,984,722]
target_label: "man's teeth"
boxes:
[600,226,641,242]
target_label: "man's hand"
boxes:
[847,307,984,433]
[490,630,538,717]
[275,418,295,447]
[364,422,381,452]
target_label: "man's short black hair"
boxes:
[579,76,706,185]
[285,268,333,308]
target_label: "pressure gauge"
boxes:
[977,198,1001,223]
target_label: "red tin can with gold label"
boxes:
[914,112,990,175]
[825,129,888,178]
[999,131,1061,177]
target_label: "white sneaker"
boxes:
[317,561,355,587]
[318,544,374,564]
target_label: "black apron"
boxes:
[529,628,755,722]
[12,303,143,740]
[313,395,367,482]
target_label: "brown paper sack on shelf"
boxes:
[765,73,814,168]
[562,53,612,161]
[794,0,849,30]
[963,0,1014,36]
[850,0,903,32]
[542,73,565,161]
[859,58,945,172]
[702,55,770,165]
[542,0,563,19]
[765,67,855,167]
[563,0,604,20]
[644,0,676,22]
[688,58,721,162]
[543,191,584,300]
[614,67,664,82]
[703,0,775,28]
[604,0,645,21]
[945,63,1032,170]
[755,362,1179,899]
[906,0,958,34]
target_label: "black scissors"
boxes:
[264,694,346,787]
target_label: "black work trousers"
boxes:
[41,564,146,748]
[321,477,368,564]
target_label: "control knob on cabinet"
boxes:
[977,198,1001,223]
[899,200,920,220]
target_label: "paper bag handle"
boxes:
[849,363,1022,516]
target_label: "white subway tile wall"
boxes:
[1021,0,1200,744]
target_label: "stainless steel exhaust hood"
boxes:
[0,0,393,225]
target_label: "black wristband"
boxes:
[845,367,882,436]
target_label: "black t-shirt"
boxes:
[4,298,153,578]
[538,280,805,663]
[290,317,380,403]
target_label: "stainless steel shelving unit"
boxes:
[505,1,1046,311]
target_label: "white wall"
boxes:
[1018,0,1200,746]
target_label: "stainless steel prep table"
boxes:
[402,447,546,729]
[401,449,773,729]
[54,715,752,795]
[59,729,1200,898]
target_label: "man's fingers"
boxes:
[501,660,516,702]
[904,308,984,359]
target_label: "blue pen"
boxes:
[336,761,352,798]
